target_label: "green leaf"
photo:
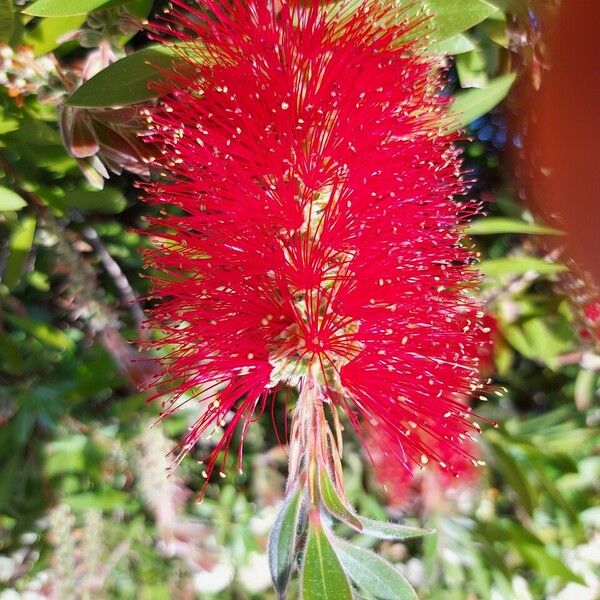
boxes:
[429,33,476,55]
[424,0,499,42]
[0,186,27,212]
[125,0,153,19]
[268,488,305,600]
[485,433,536,514]
[332,537,418,600]
[67,45,194,107]
[466,217,563,236]
[352,516,433,541]
[24,0,130,17]
[319,469,362,530]
[23,15,85,56]
[448,72,517,131]
[60,187,127,213]
[1,214,36,291]
[4,313,74,351]
[0,0,14,43]
[478,256,567,277]
[519,543,584,584]
[64,489,134,511]
[301,523,353,600]
[455,49,488,89]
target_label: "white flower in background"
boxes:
[549,532,600,600]
[239,552,272,595]
[192,558,235,595]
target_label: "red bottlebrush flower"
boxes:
[370,420,482,509]
[142,0,487,487]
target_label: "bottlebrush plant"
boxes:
[141,0,489,597]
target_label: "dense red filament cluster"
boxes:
[142,0,488,486]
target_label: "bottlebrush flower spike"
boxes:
[142,0,488,494]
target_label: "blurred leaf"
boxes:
[0,185,27,211]
[24,0,134,17]
[46,186,128,214]
[0,455,20,510]
[268,488,304,600]
[456,49,488,89]
[0,333,25,374]
[424,0,499,42]
[479,256,566,277]
[22,15,84,56]
[67,45,189,107]
[0,0,14,43]
[301,524,353,600]
[519,544,584,584]
[449,72,516,131]
[481,18,508,47]
[467,217,563,236]
[429,33,476,55]
[5,313,74,351]
[1,213,36,290]
[485,433,536,514]
[45,435,88,477]
[332,536,418,600]
[125,0,154,19]
[64,489,134,511]
[533,465,579,524]
[5,117,76,173]
[521,317,572,364]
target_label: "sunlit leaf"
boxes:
[478,256,566,277]
[23,15,84,56]
[449,72,516,131]
[4,313,74,351]
[332,536,418,600]
[467,217,563,236]
[301,524,353,600]
[1,214,36,291]
[0,186,27,212]
[24,0,131,17]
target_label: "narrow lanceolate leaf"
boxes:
[0,186,27,212]
[319,469,362,530]
[4,313,74,351]
[429,33,476,55]
[0,0,14,43]
[466,217,563,236]
[23,15,85,56]
[449,72,517,131]
[332,536,418,600]
[268,488,305,600]
[301,523,354,600]
[424,0,498,42]
[2,215,36,291]
[67,44,204,107]
[478,257,567,277]
[24,0,128,17]
[351,516,433,541]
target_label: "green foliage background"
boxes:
[0,0,598,598]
